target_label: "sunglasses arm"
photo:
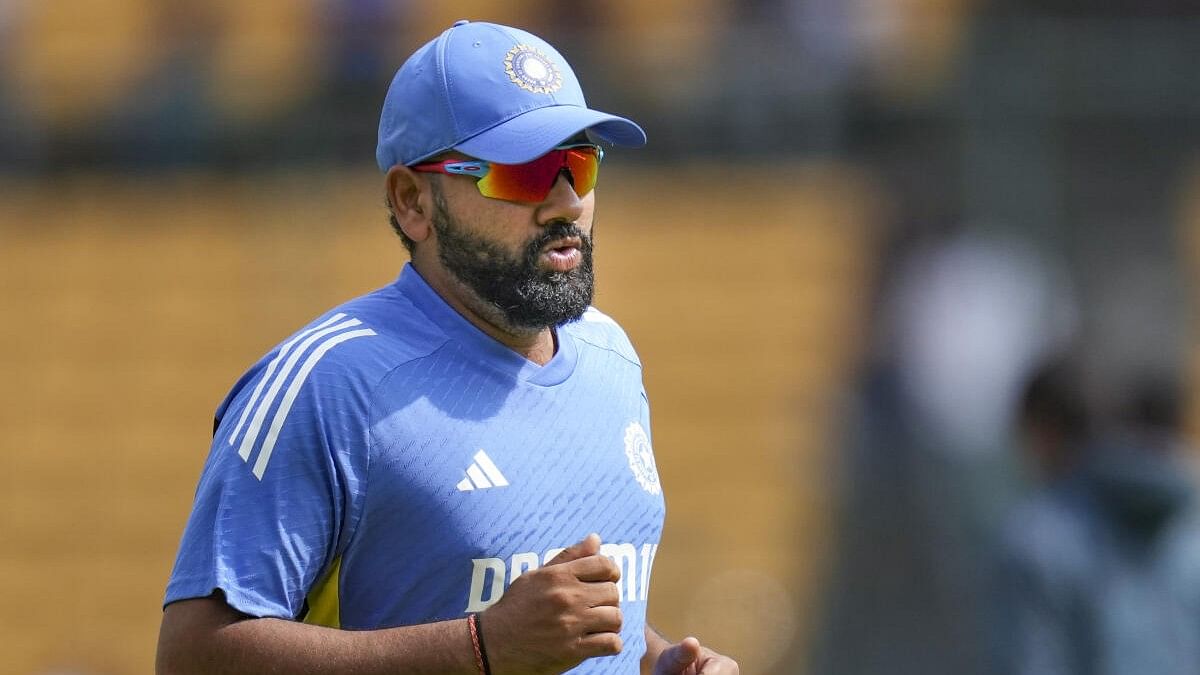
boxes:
[409,160,491,178]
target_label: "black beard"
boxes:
[430,187,595,330]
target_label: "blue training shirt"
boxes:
[166,263,667,673]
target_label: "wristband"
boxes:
[467,613,492,675]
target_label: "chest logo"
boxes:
[624,422,661,495]
[457,450,509,491]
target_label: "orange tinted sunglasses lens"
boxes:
[564,146,602,195]
[476,145,602,202]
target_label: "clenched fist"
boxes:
[480,533,624,674]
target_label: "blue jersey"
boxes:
[165,264,666,673]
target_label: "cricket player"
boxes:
[156,19,738,675]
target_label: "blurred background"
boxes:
[3,1,1200,674]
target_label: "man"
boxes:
[156,20,738,675]
[991,358,1200,674]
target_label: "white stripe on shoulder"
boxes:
[236,317,362,461]
[228,313,347,447]
[250,327,376,479]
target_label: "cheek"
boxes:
[578,195,596,231]
[444,189,528,245]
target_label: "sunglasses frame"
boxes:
[410,143,604,203]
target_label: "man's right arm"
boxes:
[157,593,479,675]
[156,534,624,675]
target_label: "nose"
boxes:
[536,172,585,225]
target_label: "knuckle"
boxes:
[555,612,579,636]
[546,586,574,609]
[605,559,621,581]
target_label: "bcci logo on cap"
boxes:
[504,45,562,94]
[624,422,661,495]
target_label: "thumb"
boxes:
[654,637,702,675]
[545,533,602,566]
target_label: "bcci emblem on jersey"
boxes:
[624,422,661,495]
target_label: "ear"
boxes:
[385,165,434,244]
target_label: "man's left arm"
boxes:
[641,625,739,675]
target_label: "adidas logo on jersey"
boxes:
[456,450,509,491]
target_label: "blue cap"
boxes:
[376,20,647,170]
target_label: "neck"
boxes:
[412,258,558,365]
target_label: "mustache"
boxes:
[525,221,591,256]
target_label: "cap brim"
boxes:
[454,105,646,164]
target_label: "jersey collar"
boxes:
[394,264,578,386]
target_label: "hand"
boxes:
[480,533,623,674]
[653,637,740,675]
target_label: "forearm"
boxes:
[157,597,479,675]
[642,624,672,674]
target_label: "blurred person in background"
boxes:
[992,356,1200,675]
[0,0,38,165]
[154,20,737,675]
[811,229,1075,675]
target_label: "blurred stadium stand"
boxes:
[3,2,1200,674]
[0,167,872,675]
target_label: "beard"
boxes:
[430,184,595,330]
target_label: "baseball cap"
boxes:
[376,20,647,171]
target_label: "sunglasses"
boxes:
[410,144,604,203]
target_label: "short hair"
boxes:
[1020,357,1089,443]
[1117,373,1183,432]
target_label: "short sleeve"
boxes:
[165,325,376,619]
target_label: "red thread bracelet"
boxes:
[474,612,493,675]
[467,613,487,675]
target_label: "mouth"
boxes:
[539,236,584,272]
